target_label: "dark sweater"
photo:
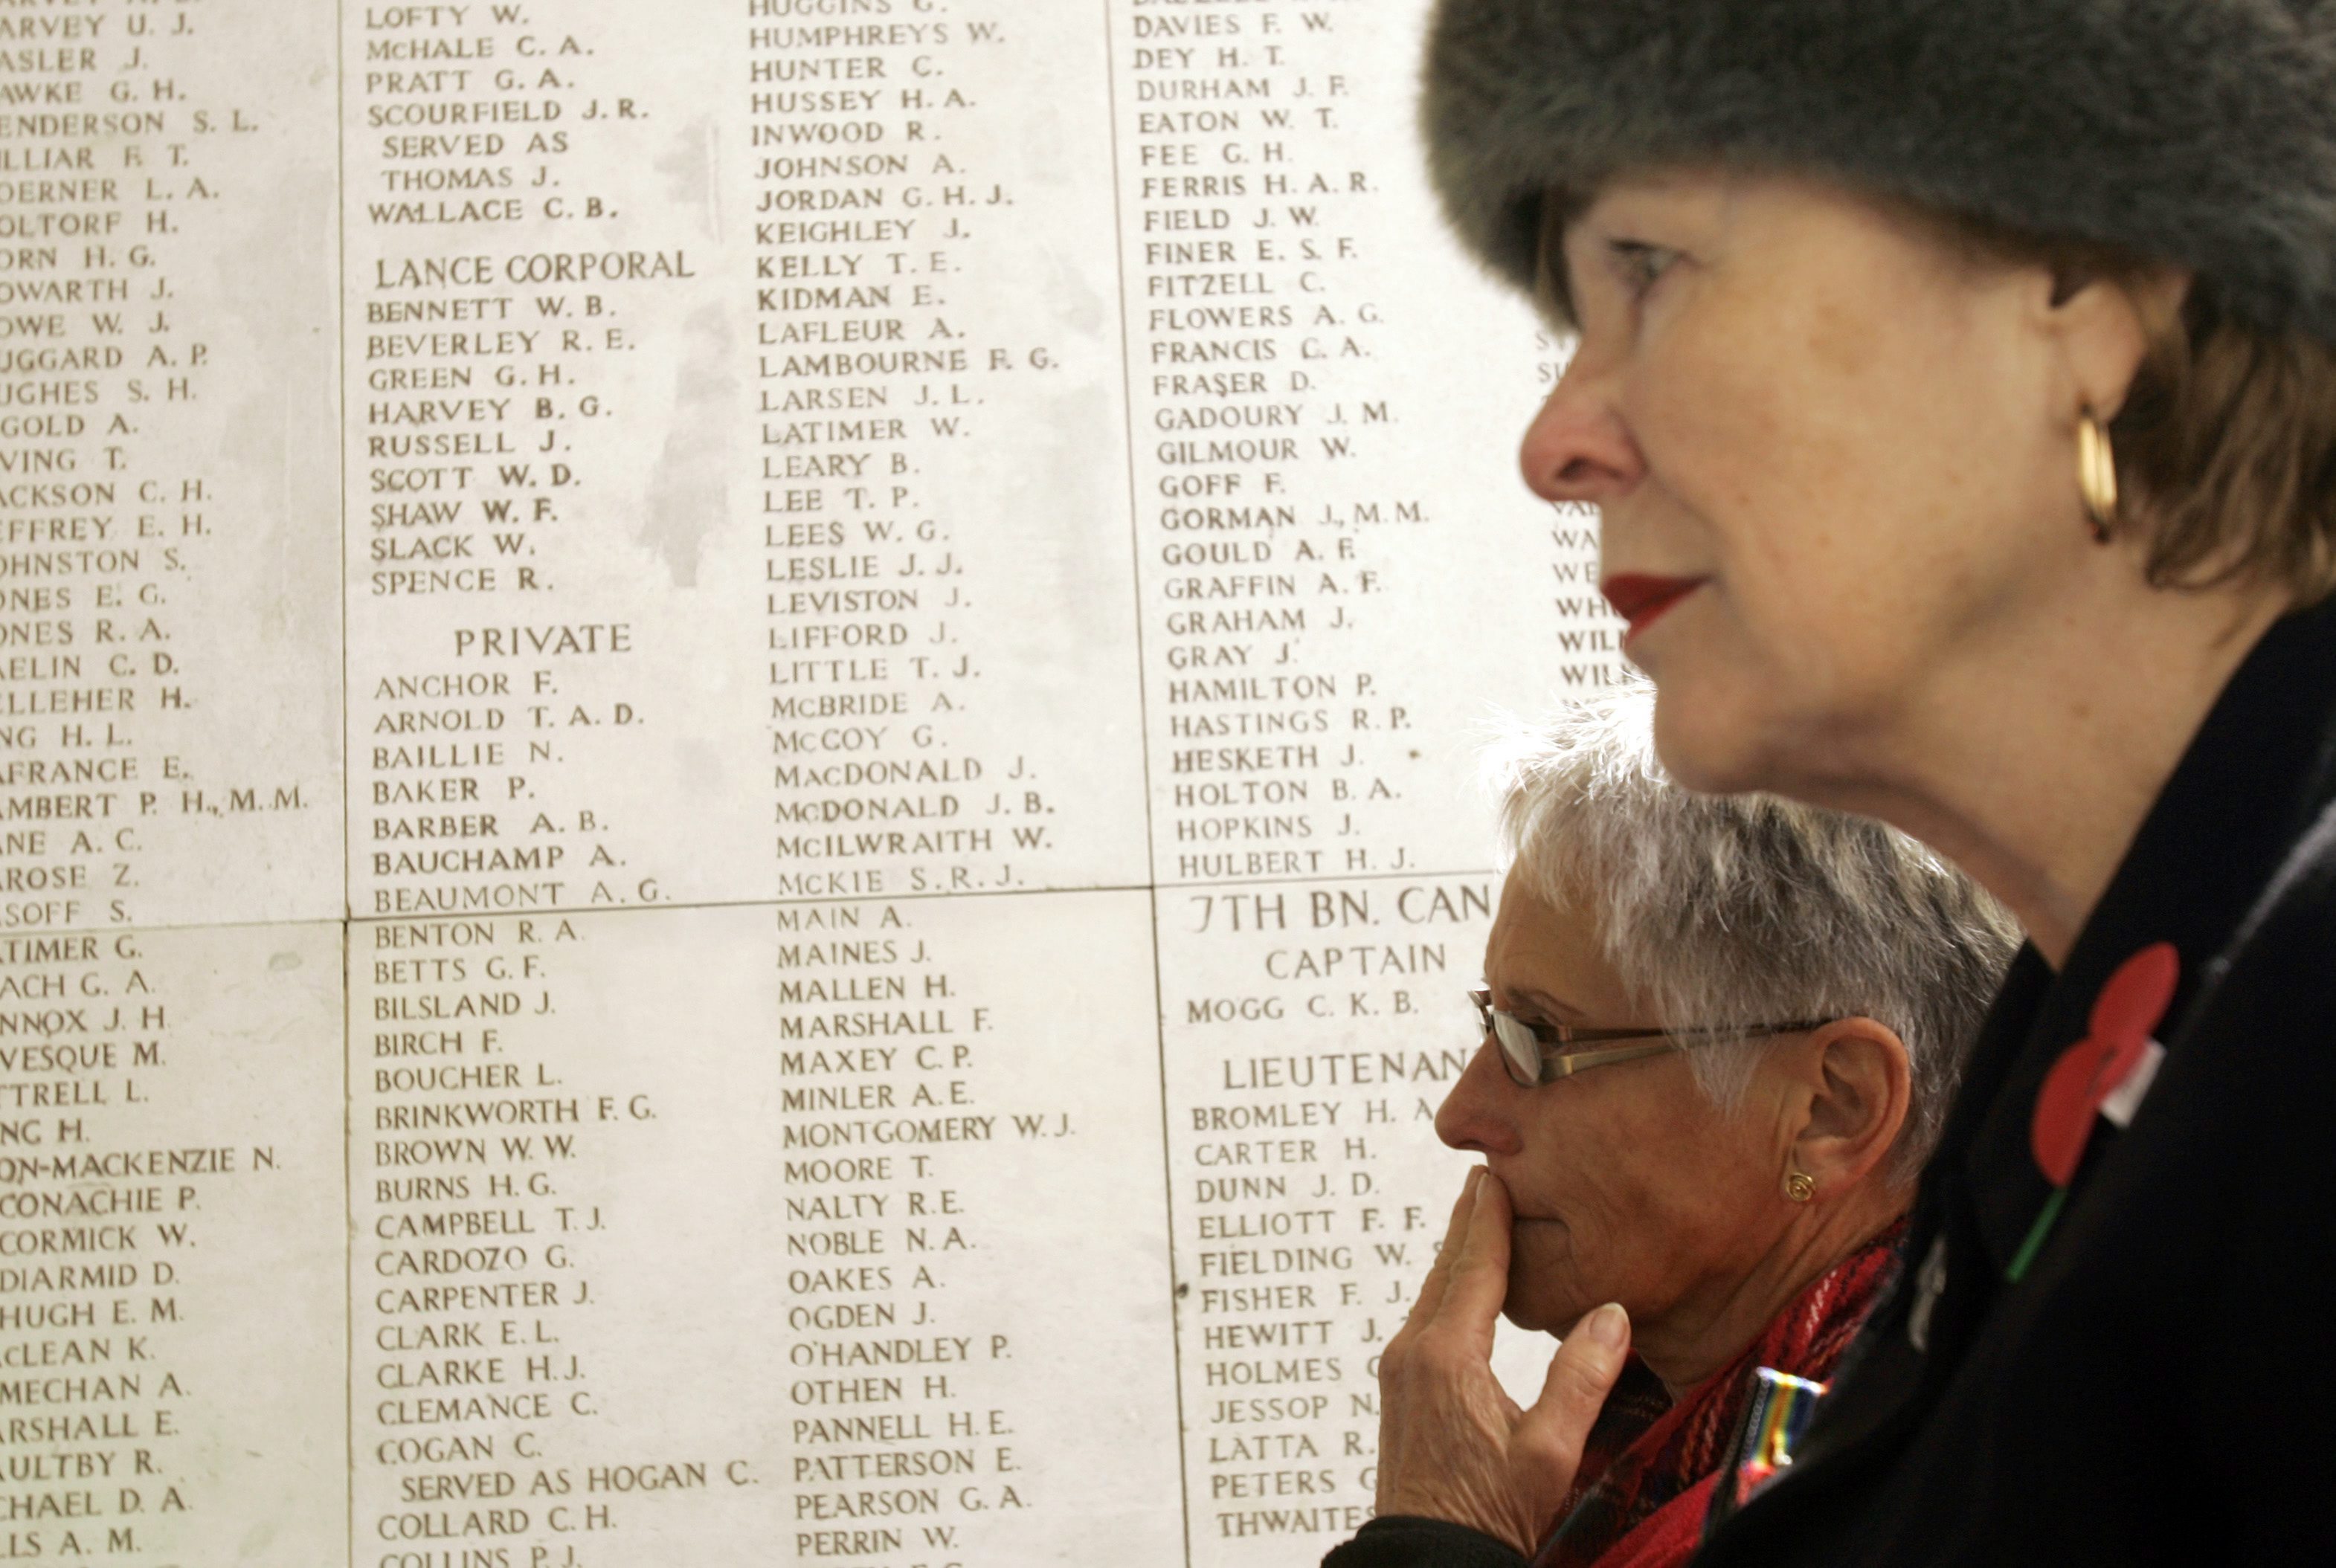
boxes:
[1331,596,2336,1567]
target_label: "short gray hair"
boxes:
[1485,683,2018,1185]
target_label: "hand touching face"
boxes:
[1437,874,1791,1338]
[1373,1166,1633,1554]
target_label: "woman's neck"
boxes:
[1634,1185,1908,1398]
[1794,561,2291,967]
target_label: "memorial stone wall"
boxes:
[0,1,1624,1561]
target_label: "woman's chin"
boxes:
[1645,668,1780,796]
[1503,1223,1590,1334]
[1502,1278,1595,1336]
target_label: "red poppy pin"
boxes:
[2007,942,2177,1283]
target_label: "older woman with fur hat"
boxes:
[1334,1,2336,1565]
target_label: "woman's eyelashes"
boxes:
[1606,239,1679,299]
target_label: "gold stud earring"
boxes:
[1783,1171,1816,1204]
[2077,410,2119,544]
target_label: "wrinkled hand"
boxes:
[1374,1167,1632,1555]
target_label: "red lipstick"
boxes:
[1600,574,1706,641]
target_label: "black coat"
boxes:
[1694,601,2336,1562]
[1331,598,2336,1568]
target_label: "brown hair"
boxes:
[1535,189,2336,603]
[1940,213,2336,602]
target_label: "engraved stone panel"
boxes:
[4,1,1627,1561]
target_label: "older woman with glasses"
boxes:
[1342,688,2015,1568]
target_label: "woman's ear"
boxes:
[1789,1018,1912,1191]
[2041,262,2191,422]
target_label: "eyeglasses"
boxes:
[1470,987,1826,1088]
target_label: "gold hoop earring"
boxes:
[1783,1171,1816,1204]
[2077,410,2119,544]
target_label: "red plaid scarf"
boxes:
[1531,1223,1907,1568]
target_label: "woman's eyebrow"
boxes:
[1556,225,1602,293]
[1534,197,1596,321]
[1505,983,1590,1022]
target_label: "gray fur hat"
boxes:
[1420,0,2336,341]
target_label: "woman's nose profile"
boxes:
[1519,377,1641,505]
[1433,1039,1519,1156]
